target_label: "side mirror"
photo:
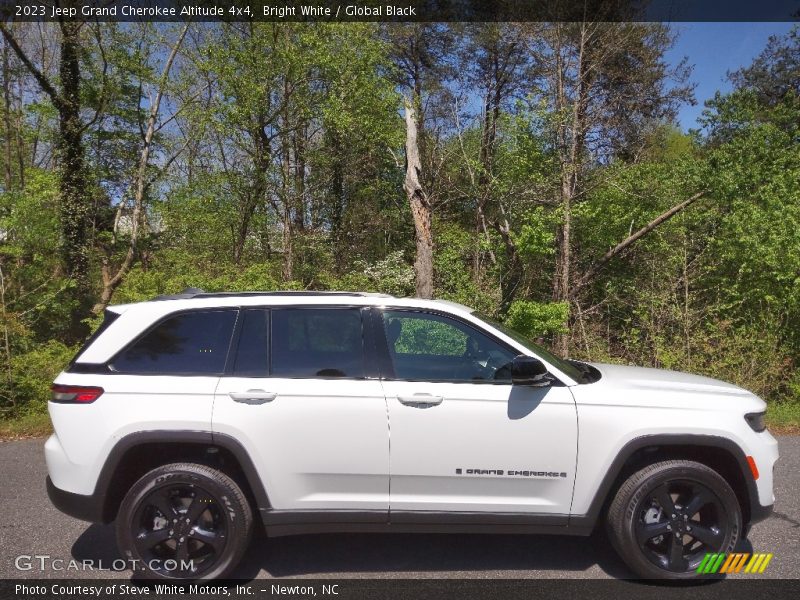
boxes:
[511,355,550,386]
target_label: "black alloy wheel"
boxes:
[634,479,730,573]
[132,482,228,577]
[117,463,253,580]
[607,459,742,580]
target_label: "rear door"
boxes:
[213,307,390,519]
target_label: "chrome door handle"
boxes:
[397,394,444,407]
[229,390,277,404]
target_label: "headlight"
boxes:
[745,411,767,432]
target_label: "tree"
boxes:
[1,12,92,338]
[729,26,799,106]
[403,97,433,298]
[93,24,189,314]
[462,23,533,310]
[385,24,459,298]
[534,21,693,353]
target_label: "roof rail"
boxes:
[151,288,395,301]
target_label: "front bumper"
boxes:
[46,476,106,523]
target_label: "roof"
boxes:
[151,288,395,301]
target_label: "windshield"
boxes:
[471,312,585,383]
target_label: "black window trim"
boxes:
[225,307,270,377]
[371,307,566,386]
[102,307,242,377]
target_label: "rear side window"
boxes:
[271,308,364,378]
[112,310,237,375]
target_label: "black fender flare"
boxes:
[93,430,270,522]
[568,434,764,530]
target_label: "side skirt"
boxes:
[260,510,593,538]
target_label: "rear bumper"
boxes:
[46,476,106,523]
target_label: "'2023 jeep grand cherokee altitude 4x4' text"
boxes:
[46,289,779,580]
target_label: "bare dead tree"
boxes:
[403,96,434,299]
[573,190,708,292]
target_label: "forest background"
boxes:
[0,15,798,435]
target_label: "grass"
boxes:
[0,402,798,441]
[0,410,52,440]
[765,402,800,434]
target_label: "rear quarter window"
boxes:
[111,310,237,375]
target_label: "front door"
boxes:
[376,309,578,517]
[213,307,389,517]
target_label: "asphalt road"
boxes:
[0,436,797,581]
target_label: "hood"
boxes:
[586,362,756,399]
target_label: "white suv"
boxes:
[46,289,779,580]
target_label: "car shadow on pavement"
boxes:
[239,531,635,579]
[71,523,125,567]
[71,524,633,580]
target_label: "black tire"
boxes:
[607,459,741,580]
[116,463,253,580]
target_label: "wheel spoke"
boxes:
[185,494,213,522]
[136,528,171,550]
[192,527,224,550]
[149,490,177,519]
[667,535,687,571]
[175,541,189,562]
[690,524,724,548]
[653,484,676,514]
[684,487,714,518]
[637,521,670,546]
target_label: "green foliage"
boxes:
[393,318,467,356]
[7,341,76,418]
[505,301,569,339]
[433,223,496,314]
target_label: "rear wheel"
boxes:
[607,459,741,580]
[116,463,253,580]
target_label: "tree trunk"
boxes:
[495,207,522,314]
[57,20,92,337]
[403,97,434,299]
[293,121,306,231]
[552,23,588,357]
[282,208,293,282]
[3,37,12,191]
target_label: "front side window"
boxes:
[271,308,365,378]
[381,310,515,382]
[112,310,237,374]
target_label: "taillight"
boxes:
[50,384,104,404]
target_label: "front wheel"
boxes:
[607,459,742,580]
[116,463,253,580]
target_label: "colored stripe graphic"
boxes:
[698,552,772,574]
[733,553,750,573]
[720,553,737,573]
[758,554,773,573]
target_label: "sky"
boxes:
[666,22,797,131]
